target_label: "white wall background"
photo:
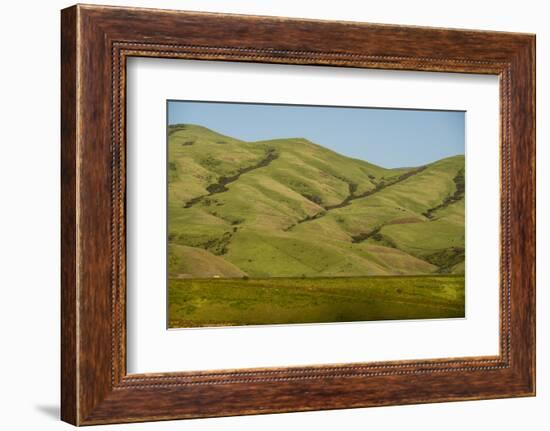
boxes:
[0,0,546,429]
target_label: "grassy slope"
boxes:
[167,124,465,278]
[168,244,247,278]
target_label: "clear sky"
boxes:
[168,100,464,168]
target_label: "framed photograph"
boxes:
[164,100,466,329]
[61,4,535,425]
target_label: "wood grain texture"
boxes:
[60,5,78,425]
[60,4,536,425]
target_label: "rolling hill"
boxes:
[167,124,465,279]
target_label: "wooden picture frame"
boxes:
[61,4,535,425]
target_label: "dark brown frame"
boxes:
[61,4,535,426]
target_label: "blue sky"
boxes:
[168,101,464,168]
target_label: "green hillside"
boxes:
[167,124,465,279]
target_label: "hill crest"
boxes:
[167,124,465,278]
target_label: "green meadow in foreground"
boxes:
[168,275,465,328]
[167,124,465,327]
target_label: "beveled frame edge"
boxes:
[61,4,535,425]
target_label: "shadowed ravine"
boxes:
[184,148,278,208]
[285,166,427,231]
[422,168,465,219]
